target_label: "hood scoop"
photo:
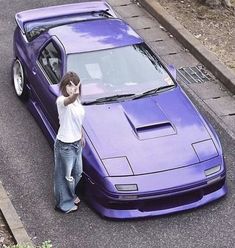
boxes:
[121,99,176,140]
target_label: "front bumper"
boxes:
[87,176,226,219]
[84,157,227,219]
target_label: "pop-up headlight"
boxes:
[102,157,133,176]
[192,139,218,162]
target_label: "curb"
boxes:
[138,0,235,94]
[0,181,33,247]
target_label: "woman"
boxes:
[54,71,85,213]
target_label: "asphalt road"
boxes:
[0,1,235,248]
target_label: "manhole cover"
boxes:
[177,65,214,84]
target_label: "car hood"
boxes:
[83,87,216,175]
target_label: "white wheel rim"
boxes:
[13,60,24,96]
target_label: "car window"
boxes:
[38,41,62,84]
[67,43,174,101]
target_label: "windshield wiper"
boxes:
[82,93,135,105]
[133,85,175,100]
[95,10,113,18]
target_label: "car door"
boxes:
[30,38,64,134]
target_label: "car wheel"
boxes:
[12,59,28,101]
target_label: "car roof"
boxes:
[48,18,143,54]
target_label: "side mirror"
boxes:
[167,64,177,80]
[49,84,60,97]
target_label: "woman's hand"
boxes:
[71,81,80,95]
[81,136,86,148]
[64,81,81,106]
[81,130,86,147]
[81,134,86,148]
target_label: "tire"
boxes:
[12,59,28,101]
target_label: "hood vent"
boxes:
[121,99,176,140]
[133,120,175,140]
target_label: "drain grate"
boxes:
[177,65,214,84]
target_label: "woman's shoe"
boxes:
[74,197,81,205]
[65,205,78,214]
[55,205,78,214]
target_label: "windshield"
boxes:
[67,43,175,102]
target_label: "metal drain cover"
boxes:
[177,65,214,84]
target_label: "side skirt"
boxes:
[26,97,56,148]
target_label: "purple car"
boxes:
[12,1,227,218]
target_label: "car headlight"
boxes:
[115,184,138,191]
[192,139,218,162]
[102,157,133,176]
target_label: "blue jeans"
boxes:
[54,139,83,212]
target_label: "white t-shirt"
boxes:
[56,96,85,143]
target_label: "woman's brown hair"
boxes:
[59,71,81,97]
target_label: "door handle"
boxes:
[32,67,37,75]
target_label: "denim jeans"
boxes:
[54,139,83,212]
